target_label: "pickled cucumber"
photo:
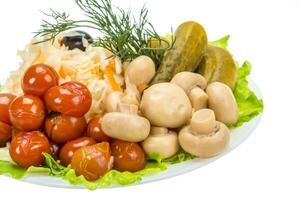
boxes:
[151,21,208,84]
[197,45,237,90]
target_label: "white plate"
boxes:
[14,78,262,189]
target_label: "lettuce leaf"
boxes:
[0,153,168,190]
[54,153,167,190]
[232,61,264,127]
[0,160,50,179]
[209,35,230,49]
[163,150,196,164]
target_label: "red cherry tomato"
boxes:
[44,81,92,117]
[71,142,112,181]
[22,64,59,96]
[9,131,51,168]
[111,140,146,172]
[45,113,87,144]
[87,115,111,142]
[59,137,96,166]
[0,121,11,146]
[9,95,45,131]
[0,93,16,124]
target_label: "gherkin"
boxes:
[197,45,237,90]
[151,21,208,84]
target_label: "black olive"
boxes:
[61,31,93,51]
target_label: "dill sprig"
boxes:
[34,0,173,65]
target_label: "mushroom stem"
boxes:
[150,127,169,136]
[171,72,208,111]
[189,87,208,111]
[142,126,179,159]
[101,78,150,142]
[190,109,216,135]
[178,109,230,158]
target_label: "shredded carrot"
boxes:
[138,84,148,93]
[59,66,67,79]
[104,59,122,91]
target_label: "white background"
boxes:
[0,0,299,199]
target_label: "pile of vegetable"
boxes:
[0,0,263,190]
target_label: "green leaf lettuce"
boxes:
[232,61,264,127]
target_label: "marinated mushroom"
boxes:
[101,81,150,142]
[178,109,230,158]
[142,127,179,159]
[206,82,239,125]
[103,92,124,113]
[126,55,156,86]
[171,72,208,111]
[140,83,192,128]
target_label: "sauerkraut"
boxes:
[3,36,124,119]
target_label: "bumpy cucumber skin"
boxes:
[151,21,208,84]
[197,45,237,90]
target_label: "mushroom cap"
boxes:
[179,121,229,158]
[101,112,150,142]
[140,83,192,128]
[104,92,124,113]
[206,82,239,125]
[126,55,156,86]
[171,72,207,94]
[188,87,208,111]
[142,127,179,159]
[190,109,216,135]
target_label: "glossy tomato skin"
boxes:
[9,131,51,168]
[45,113,87,144]
[71,142,112,181]
[0,93,16,124]
[87,115,111,142]
[59,137,96,166]
[0,121,11,146]
[9,95,45,131]
[111,140,146,172]
[44,81,92,117]
[22,64,59,96]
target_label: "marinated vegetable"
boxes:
[61,31,93,51]
[142,127,179,159]
[206,82,239,125]
[71,142,113,181]
[140,83,192,128]
[59,137,96,166]
[9,131,51,168]
[171,72,208,111]
[45,113,87,144]
[179,109,229,158]
[111,140,146,172]
[22,64,59,96]
[151,21,208,84]
[0,121,11,146]
[125,55,156,87]
[44,81,92,117]
[9,95,45,131]
[0,93,16,124]
[197,45,237,89]
[86,115,111,142]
